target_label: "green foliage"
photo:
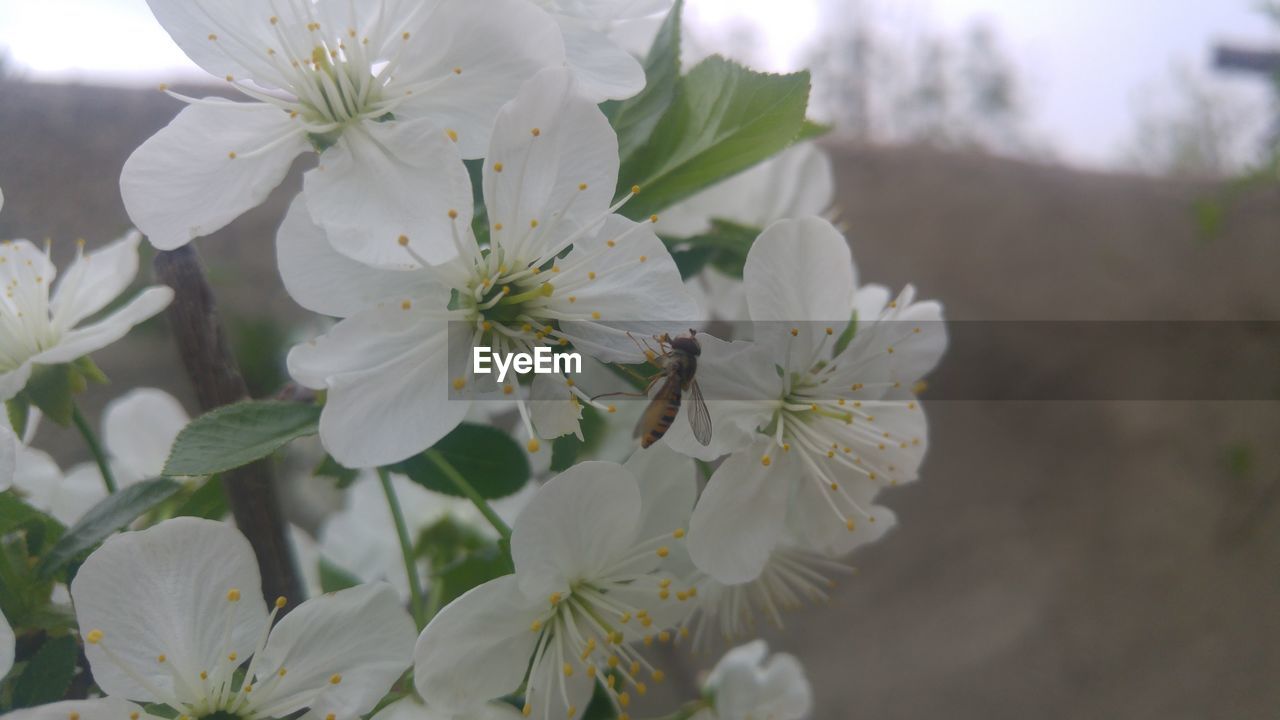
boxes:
[833,309,859,357]
[229,316,291,397]
[315,454,360,488]
[22,365,76,426]
[168,476,229,520]
[37,479,183,579]
[319,558,362,594]
[420,516,512,607]
[10,634,78,708]
[618,56,811,219]
[390,424,530,501]
[604,0,684,161]
[665,219,762,280]
[164,401,320,476]
[550,405,606,472]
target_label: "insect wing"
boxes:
[634,376,679,439]
[687,379,713,446]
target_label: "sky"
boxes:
[1,0,1276,168]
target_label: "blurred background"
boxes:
[1,1,1278,718]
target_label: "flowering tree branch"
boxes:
[153,246,303,611]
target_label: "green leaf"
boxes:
[832,309,859,357]
[391,424,530,500]
[73,356,109,385]
[164,401,320,477]
[36,478,183,579]
[664,218,762,279]
[314,454,360,489]
[11,634,78,707]
[619,56,810,218]
[319,558,361,594]
[5,396,30,441]
[432,546,512,609]
[23,365,76,426]
[169,476,228,520]
[797,118,833,141]
[604,0,683,161]
[0,493,63,540]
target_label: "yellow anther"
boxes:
[86,629,103,644]
[225,74,235,81]
[579,183,588,191]
[447,129,458,142]
[326,715,335,720]
[790,328,799,337]
[228,151,238,159]
[782,443,791,452]
[761,455,772,467]
[592,311,601,320]
[607,404,617,413]
[588,271,596,280]
[531,619,543,632]
[568,296,576,303]
[504,385,515,395]
[640,616,652,628]
[200,671,208,680]
[523,703,532,717]
[448,209,458,219]
[528,438,541,453]
[659,578,672,588]
[648,215,658,223]
[658,589,670,600]
[482,321,493,331]
[608,656,620,668]
[549,591,561,605]
[398,235,410,246]
[130,714,139,720]
[830,482,839,491]
[531,128,541,136]
[401,300,412,310]
[653,669,666,681]
[530,219,539,228]
[656,546,669,558]
[630,660,641,675]
[587,664,597,677]
[452,377,466,390]
[70,713,80,720]
[243,684,253,693]
[275,596,287,608]
[607,239,616,247]
[658,631,672,643]
[687,586,697,597]
[846,518,856,531]
[619,612,632,623]
[494,223,504,231]
[618,692,631,707]
[887,346,895,354]
[157,654,166,663]
[330,673,342,685]
[826,327,834,335]
[227,588,241,602]
[639,255,648,262]
[494,162,504,172]
[635,682,648,695]
[673,528,685,538]
[453,67,462,74]
[402,31,411,39]
[566,707,575,719]
[852,383,863,391]
[278,668,287,677]
[563,662,574,677]
[228,652,237,662]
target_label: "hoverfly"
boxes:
[633,330,712,448]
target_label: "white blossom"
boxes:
[534,0,673,102]
[0,233,173,402]
[282,68,696,467]
[414,448,697,720]
[121,0,565,267]
[71,517,415,720]
[0,607,12,682]
[665,217,945,583]
[693,641,812,720]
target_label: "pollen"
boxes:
[228,652,237,661]
[631,184,641,194]
[200,671,208,680]
[530,219,539,228]
[607,239,616,247]
[618,692,631,707]
[228,151,237,159]
[761,455,772,467]
[453,67,462,74]
[528,438,541,453]
[504,385,515,395]
[579,182,588,191]
[70,714,79,720]
[398,235,410,246]
[278,668,287,677]
[531,619,543,632]
[401,300,412,310]
[275,596,287,608]
[402,31,411,39]
[826,327,834,335]
[852,383,864,391]
[330,673,342,685]
[846,518,857,531]
[790,327,799,337]
[563,662,574,676]
[452,377,466,390]
[648,215,658,223]
[656,546,670,558]
[494,162,504,172]
[607,404,617,413]
[588,271,596,279]
[446,129,458,142]
[673,528,685,538]
[157,654,166,663]
[639,255,648,263]
[494,223,504,231]
[592,311,601,320]
[227,587,242,602]
[531,128,541,137]
[448,209,458,219]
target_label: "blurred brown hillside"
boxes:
[2,79,1279,719]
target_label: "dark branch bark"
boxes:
[153,246,303,613]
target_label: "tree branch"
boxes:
[153,246,303,612]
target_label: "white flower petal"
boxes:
[511,461,642,599]
[277,197,428,317]
[102,388,190,481]
[0,364,32,403]
[0,424,15,492]
[556,16,645,102]
[0,607,12,680]
[50,232,144,330]
[528,372,583,440]
[370,696,525,720]
[10,448,64,515]
[625,444,696,541]
[70,517,269,703]
[392,0,566,159]
[484,68,617,260]
[304,119,473,269]
[707,641,812,720]
[31,287,173,366]
[42,463,110,525]
[687,440,793,584]
[142,0,283,84]
[121,99,308,250]
[289,302,467,468]
[413,575,544,713]
[743,216,856,364]
[0,698,155,720]
[252,583,414,719]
